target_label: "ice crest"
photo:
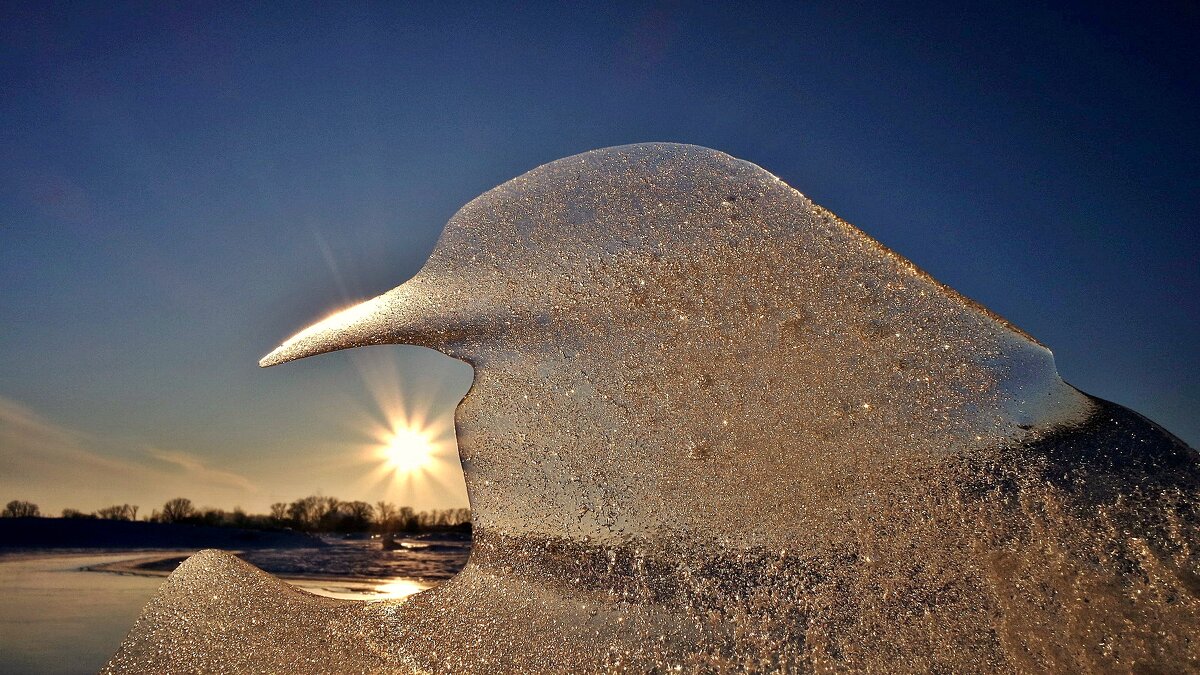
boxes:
[109,144,1200,673]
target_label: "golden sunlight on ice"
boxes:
[259,296,384,367]
[293,576,431,602]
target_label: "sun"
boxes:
[381,427,436,474]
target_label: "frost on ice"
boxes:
[107,144,1199,673]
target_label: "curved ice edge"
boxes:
[143,548,355,605]
[103,550,366,674]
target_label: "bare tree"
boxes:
[316,496,341,527]
[96,504,138,521]
[338,501,374,531]
[2,500,40,518]
[287,496,320,529]
[374,501,397,531]
[96,505,121,520]
[397,506,417,532]
[195,507,225,526]
[230,507,248,527]
[269,502,288,522]
[160,497,195,523]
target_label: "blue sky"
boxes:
[1,1,1196,513]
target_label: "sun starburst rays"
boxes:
[340,348,465,507]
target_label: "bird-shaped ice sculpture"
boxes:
[107,144,1199,673]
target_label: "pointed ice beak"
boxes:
[259,281,441,367]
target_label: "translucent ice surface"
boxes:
[108,144,1200,673]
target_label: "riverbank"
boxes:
[0,517,326,551]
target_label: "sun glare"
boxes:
[337,348,470,508]
[382,427,435,474]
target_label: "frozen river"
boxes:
[0,537,469,674]
[0,553,168,675]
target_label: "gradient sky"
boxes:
[1,1,1196,515]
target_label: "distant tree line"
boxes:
[60,504,140,520]
[4,496,470,535]
[3,500,40,518]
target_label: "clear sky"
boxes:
[2,1,1197,515]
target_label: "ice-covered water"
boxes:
[0,554,166,675]
[237,534,470,582]
[110,534,471,596]
[108,144,1199,673]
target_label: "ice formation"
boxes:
[107,144,1199,673]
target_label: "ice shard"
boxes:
[108,144,1199,673]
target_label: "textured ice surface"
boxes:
[108,144,1200,673]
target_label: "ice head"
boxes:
[111,144,1200,673]
[264,143,1094,546]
